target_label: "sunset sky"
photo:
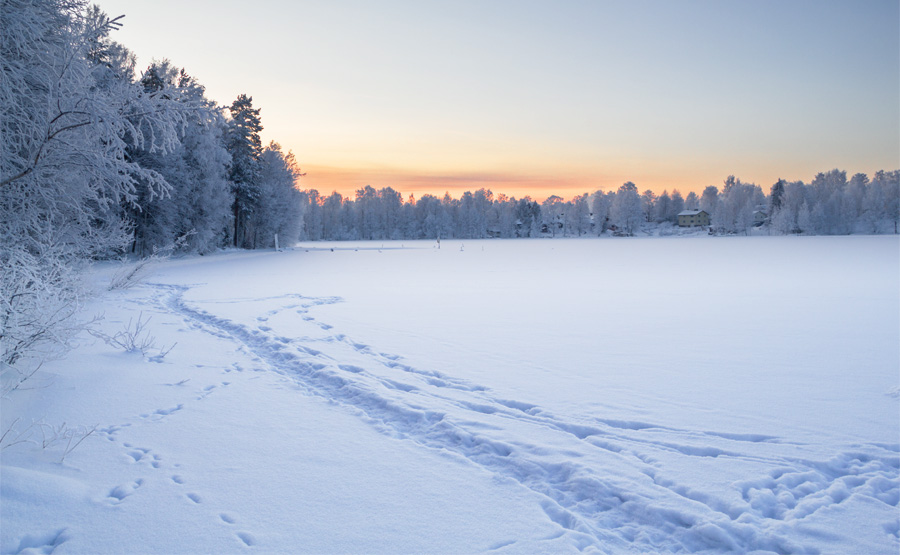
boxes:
[96,0,899,201]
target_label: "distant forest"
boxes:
[298,169,900,241]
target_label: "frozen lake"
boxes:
[3,235,898,554]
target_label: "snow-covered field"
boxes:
[2,236,898,554]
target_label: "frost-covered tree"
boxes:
[711,177,762,234]
[670,190,685,221]
[515,197,541,237]
[797,201,814,234]
[354,185,379,240]
[415,194,442,239]
[770,204,795,235]
[126,61,229,255]
[652,190,669,223]
[400,194,417,238]
[226,94,263,248]
[638,190,654,223]
[565,194,591,236]
[700,186,719,215]
[174,71,233,253]
[440,193,457,239]
[455,191,475,238]
[809,169,847,235]
[684,191,699,210]
[872,170,900,233]
[316,192,342,239]
[493,194,518,238]
[590,191,613,234]
[1,0,183,383]
[302,189,323,240]
[250,142,305,248]
[769,179,786,215]
[381,187,403,239]
[542,195,564,237]
[473,189,492,238]
[610,182,643,235]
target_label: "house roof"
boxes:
[677,210,707,216]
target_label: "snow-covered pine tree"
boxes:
[769,179,786,215]
[226,94,263,248]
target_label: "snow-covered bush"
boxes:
[89,312,175,360]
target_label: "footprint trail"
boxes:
[148,282,899,554]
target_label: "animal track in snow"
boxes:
[97,423,132,442]
[139,404,184,421]
[120,444,163,469]
[196,381,230,400]
[235,531,256,546]
[9,528,70,554]
[126,448,148,462]
[488,539,517,551]
[107,479,144,503]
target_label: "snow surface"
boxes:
[2,236,898,554]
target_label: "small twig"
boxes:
[0,418,39,450]
[60,424,97,463]
[0,417,23,448]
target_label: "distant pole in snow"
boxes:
[275,234,279,251]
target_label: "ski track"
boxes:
[134,281,899,554]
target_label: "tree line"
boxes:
[296,169,899,241]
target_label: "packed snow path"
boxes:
[144,276,897,554]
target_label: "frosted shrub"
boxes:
[90,312,176,360]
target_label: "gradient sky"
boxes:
[96,0,899,201]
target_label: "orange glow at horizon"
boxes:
[293,162,869,203]
[296,164,727,203]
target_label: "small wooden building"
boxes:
[752,210,767,226]
[677,209,709,227]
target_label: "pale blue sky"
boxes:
[96,0,899,199]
